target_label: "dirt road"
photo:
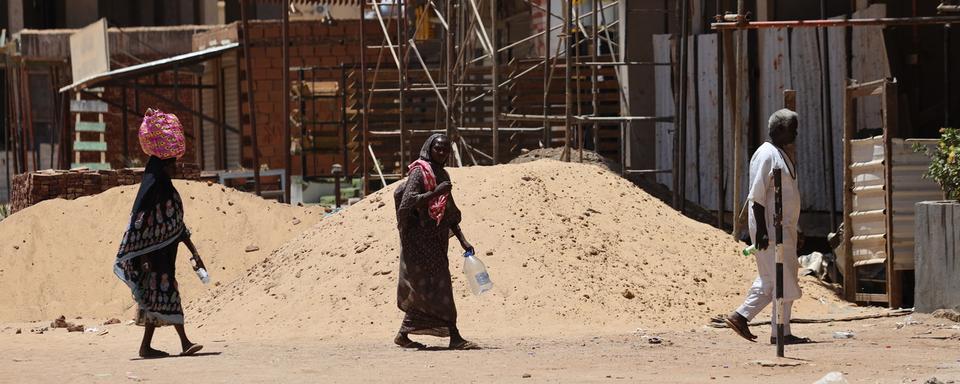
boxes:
[2,313,957,383]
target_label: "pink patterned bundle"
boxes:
[138,108,185,159]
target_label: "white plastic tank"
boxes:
[462,249,493,295]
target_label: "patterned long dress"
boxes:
[394,166,463,337]
[114,157,190,327]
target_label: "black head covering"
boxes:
[130,156,176,216]
[114,155,186,266]
[418,133,449,171]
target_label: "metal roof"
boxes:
[59,42,239,93]
[256,0,363,5]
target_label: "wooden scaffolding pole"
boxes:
[360,1,369,195]
[491,0,500,163]
[563,0,572,161]
[240,0,262,196]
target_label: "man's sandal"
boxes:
[724,314,758,342]
[769,335,813,345]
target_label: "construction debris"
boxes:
[932,309,960,323]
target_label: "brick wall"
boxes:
[14,27,206,172]
[75,20,383,177]
[238,19,382,176]
[91,56,200,169]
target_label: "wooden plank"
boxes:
[696,34,719,210]
[73,141,107,152]
[724,30,749,213]
[725,31,752,228]
[70,162,111,170]
[685,38,699,205]
[883,81,901,308]
[848,81,886,98]
[75,121,106,133]
[0,151,7,202]
[756,0,774,21]
[851,4,890,131]
[69,99,108,113]
[843,83,857,302]
[855,293,889,303]
[653,34,674,187]
[691,0,704,34]
[224,58,241,169]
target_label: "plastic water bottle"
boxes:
[196,267,211,284]
[832,331,855,339]
[463,249,493,295]
[742,244,757,257]
[813,372,848,384]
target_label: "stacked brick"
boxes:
[10,163,201,214]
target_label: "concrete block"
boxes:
[915,200,960,312]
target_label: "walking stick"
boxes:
[773,168,785,357]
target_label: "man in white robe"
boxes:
[724,109,811,345]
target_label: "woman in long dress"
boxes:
[114,155,206,358]
[393,134,477,350]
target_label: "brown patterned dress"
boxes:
[394,165,463,337]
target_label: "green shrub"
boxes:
[914,127,960,201]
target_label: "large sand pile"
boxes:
[0,181,324,322]
[510,147,612,170]
[190,160,851,341]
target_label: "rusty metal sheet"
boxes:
[890,138,941,270]
[789,28,831,212]
[757,28,791,144]
[828,24,847,213]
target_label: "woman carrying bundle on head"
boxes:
[114,109,207,358]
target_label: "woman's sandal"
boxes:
[769,335,813,345]
[180,344,204,356]
[449,340,480,350]
[398,340,426,349]
[394,334,426,349]
[139,348,170,359]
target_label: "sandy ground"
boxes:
[1,313,958,383]
[0,180,324,322]
[510,148,613,171]
[189,160,855,341]
[2,160,955,383]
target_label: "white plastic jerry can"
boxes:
[463,249,493,295]
[195,267,211,284]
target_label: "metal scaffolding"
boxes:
[356,0,673,194]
